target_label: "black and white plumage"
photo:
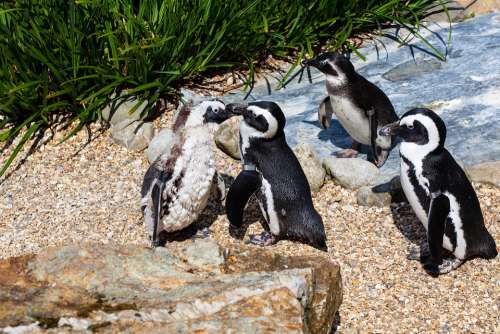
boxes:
[224,101,327,251]
[304,53,398,167]
[379,108,497,276]
[141,100,233,247]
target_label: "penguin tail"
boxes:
[290,211,328,252]
[475,232,498,260]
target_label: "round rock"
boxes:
[293,143,326,192]
[465,161,500,187]
[323,157,381,189]
[356,186,392,207]
[214,116,241,160]
[110,120,154,152]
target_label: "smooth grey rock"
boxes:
[465,161,500,187]
[0,240,342,334]
[323,157,381,189]
[293,143,326,192]
[102,95,148,126]
[179,88,208,106]
[214,116,241,160]
[110,120,154,151]
[382,58,442,82]
[357,186,392,207]
[146,128,175,163]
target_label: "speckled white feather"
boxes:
[160,126,215,232]
[142,101,226,237]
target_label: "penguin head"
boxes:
[304,52,355,86]
[226,101,286,140]
[379,108,446,154]
[175,100,234,130]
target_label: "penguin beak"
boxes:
[379,121,400,136]
[225,103,248,116]
[302,58,319,68]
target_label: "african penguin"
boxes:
[379,108,497,276]
[304,52,398,167]
[224,101,328,251]
[141,100,233,247]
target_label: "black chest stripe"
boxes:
[401,155,430,213]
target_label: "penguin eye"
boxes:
[407,124,414,130]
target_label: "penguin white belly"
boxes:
[329,96,370,145]
[259,177,280,235]
[162,128,215,232]
[401,160,455,252]
[401,160,429,227]
[444,192,467,259]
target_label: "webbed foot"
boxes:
[246,231,277,247]
[335,148,359,158]
[192,227,211,239]
[423,258,463,277]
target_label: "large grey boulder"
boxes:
[294,143,326,192]
[146,128,175,163]
[323,157,382,189]
[110,120,154,151]
[103,95,154,151]
[0,239,342,334]
[214,116,241,160]
[465,161,500,187]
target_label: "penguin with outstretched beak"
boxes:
[141,100,234,247]
[304,52,398,167]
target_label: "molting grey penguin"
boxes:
[141,100,233,247]
[224,101,328,251]
[304,52,398,167]
[380,108,497,276]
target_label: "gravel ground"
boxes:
[0,119,498,333]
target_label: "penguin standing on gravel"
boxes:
[224,101,327,251]
[141,100,234,247]
[304,52,398,167]
[379,108,497,276]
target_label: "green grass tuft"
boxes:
[0,0,451,177]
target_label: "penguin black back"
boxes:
[225,101,327,251]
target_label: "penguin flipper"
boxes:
[423,192,450,276]
[150,178,165,247]
[368,109,390,167]
[318,96,333,129]
[226,170,261,230]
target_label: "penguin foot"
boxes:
[247,231,277,247]
[423,258,463,277]
[334,148,359,158]
[192,227,211,240]
[150,231,168,248]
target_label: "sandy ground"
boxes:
[0,118,498,333]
